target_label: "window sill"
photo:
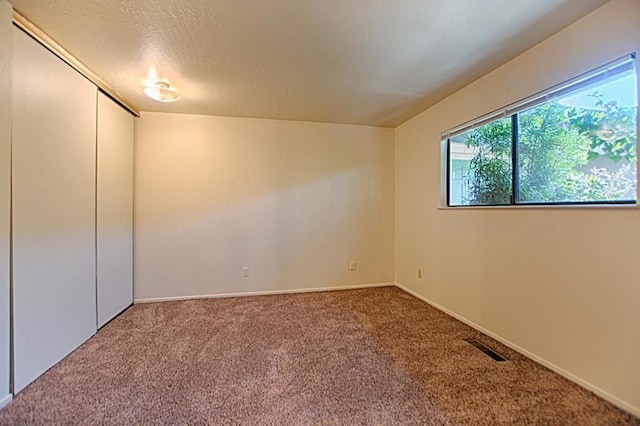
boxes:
[438,203,640,210]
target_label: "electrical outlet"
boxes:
[349,261,357,271]
[417,268,422,279]
[242,267,249,278]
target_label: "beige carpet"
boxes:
[0,286,637,425]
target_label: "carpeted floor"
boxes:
[0,286,637,425]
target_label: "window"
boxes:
[445,54,638,207]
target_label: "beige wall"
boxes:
[0,0,11,402]
[395,0,640,415]
[134,112,395,301]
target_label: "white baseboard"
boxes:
[134,282,395,304]
[394,282,640,418]
[0,393,12,410]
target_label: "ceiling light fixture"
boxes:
[143,81,181,103]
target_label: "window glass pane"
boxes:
[517,70,637,203]
[449,117,512,206]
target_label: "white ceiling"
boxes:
[9,0,607,127]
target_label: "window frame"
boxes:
[442,53,639,208]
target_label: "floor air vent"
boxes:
[464,339,507,362]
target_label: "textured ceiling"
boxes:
[9,0,608,127]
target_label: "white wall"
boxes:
[395,0,640,416]
[0,0,11,406]
[135,112,394,301]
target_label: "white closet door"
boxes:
[12,28,97,393]
[97,93,133,328]
[0,0,12,404]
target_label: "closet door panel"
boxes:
[12,28,97,392]
[0,0,11,403]
[97,93,133,327]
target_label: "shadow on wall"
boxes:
[134,113,395,298]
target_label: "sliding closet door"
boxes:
[12,28,97,393]
[97,93,133,328]
[0,0,11,405]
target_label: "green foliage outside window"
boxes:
[463,94,637,205]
